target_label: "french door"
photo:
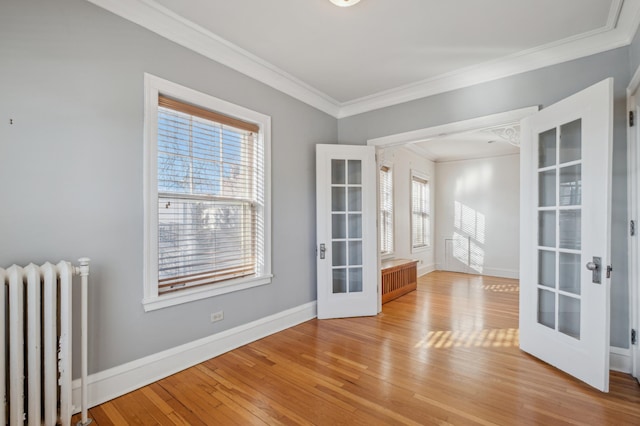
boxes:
[316,144,378,319]
[519,78,613,391]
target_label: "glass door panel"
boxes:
[538,211,556,247]
[536,120,583,340]
[539,170,556,207]
[559,119,581,163]
[559,253,581,295]
[538,250,555,288]
[539,128,557,167]
[559,165,581,206]
[559,295,581,339]
[331,159,364,294]
[538,289,556,329]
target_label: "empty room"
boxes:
[3,0,640,424]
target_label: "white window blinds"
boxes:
[411,175,430,248]
[379,166,393,254]
[156,95,264,293]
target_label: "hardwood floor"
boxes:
[73,272,640,425]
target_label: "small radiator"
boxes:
[381,259,418,304]
[1,259,91,426]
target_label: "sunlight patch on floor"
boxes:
[476,283,519,293]
[415,328,519,349]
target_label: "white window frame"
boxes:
[379,165,394,257]
[411,170,431,252]
[142,73,272,312]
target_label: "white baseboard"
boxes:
[71,301,317,411]
[482,267,519,280]
[610,346,632,373]
[418,263,436,276]
[433,264,519,279]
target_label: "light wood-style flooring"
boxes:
[73,272,640,425]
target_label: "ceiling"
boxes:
[88,0,640,117]
[406,126,520,163]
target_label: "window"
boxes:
[379,165,393,255]
[411,174,430,249]
[143,74,271,311]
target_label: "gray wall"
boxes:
[0,0,337,374]
[629,25,640,77]
[338,48,631,348]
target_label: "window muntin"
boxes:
[411,175,430,249]
[379,166,393,255]
[143,74,271,310]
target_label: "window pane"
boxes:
[412,176,430,248]
[158,197,256,283]
[156,97,264,294]
[379,167,393,254]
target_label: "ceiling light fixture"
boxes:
[330,0,361,7]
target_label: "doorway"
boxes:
[368,107,536,281]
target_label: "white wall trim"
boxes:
[337,0,636,118]
[85,0,340,117]
[627,69,640,379]
[432,266,519,280]
[86,0,640,119]
[482,268,519,280]
[610,346,633,373]
[367,107,539,148]
[418,263,436,277]
[71,301,317,411]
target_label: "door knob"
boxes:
[586,256,601,284]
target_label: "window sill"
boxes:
[381,252,395,261]
[411,245,431,254]
[142,274,273,312]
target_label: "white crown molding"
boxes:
[87,0,640,119]
[85,0,341,117]
[338,0,640,118]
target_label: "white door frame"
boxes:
[366,107,538,289]
[367,104,633,375]
[366,107,539,149]
[627,66,640,380]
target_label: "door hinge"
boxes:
[632,329,637,345]
[630,110,635,127]
[631,220,636,236]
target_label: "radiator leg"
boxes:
[76,258,92,426]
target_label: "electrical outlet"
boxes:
[210,311,224,323]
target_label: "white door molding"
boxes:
[627,66,640,381]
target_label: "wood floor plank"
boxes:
[73,272,640,425]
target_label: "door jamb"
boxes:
[627,66,640,380]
